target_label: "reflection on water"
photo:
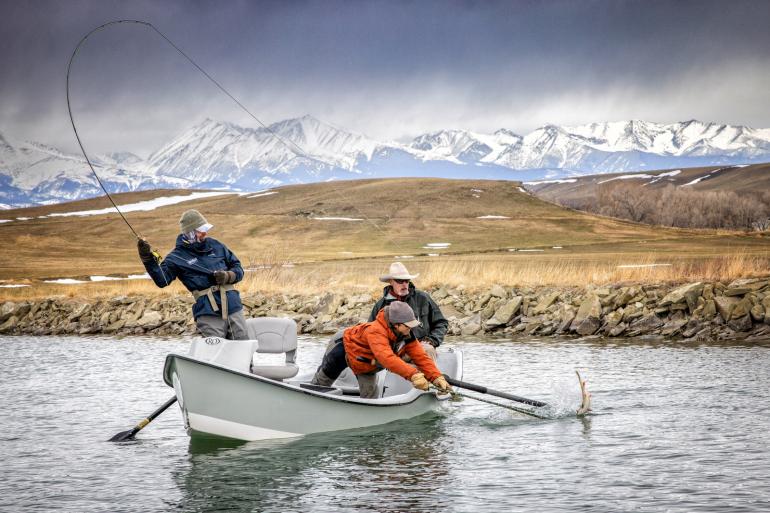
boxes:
[177,415,450,512]
[2,335,770,512]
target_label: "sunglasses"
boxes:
[393,279,410,284]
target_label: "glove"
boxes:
[137,239,154,263]
[432,375,453,394]
[410,372,430,391]
[214,270,236,285]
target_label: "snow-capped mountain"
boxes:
[411,120,770,173]
[0,132,192,206]
[2,117,769,208]
[145,116,377,188]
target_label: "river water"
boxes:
[2,334,769,512]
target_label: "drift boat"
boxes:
[163,317,463,441]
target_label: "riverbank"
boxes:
[2,277,769,341]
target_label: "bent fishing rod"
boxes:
[66,19,406,255]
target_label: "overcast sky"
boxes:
[2,0,770,157]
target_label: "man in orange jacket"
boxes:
[310,301,452,399]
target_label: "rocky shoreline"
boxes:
[2,277,770,341]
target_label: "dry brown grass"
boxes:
[2,178,769,300]
[2,251,767,301]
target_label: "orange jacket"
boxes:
[343,309,442,381]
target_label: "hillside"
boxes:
[1,178,769,286]
[4,117,770,207]
[525,163,770,205]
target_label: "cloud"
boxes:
[1,0,770,155]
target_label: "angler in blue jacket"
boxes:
[137,209,248,339]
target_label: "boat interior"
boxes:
[186,317,461,400]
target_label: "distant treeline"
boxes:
[557,184,770,231]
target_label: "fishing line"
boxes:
[67,19,407,256]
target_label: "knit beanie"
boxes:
[179,209,210,234]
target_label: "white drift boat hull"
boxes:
[163,319,463,441]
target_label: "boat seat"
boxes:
[246,317,299,380]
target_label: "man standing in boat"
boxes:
[136,209,248,340]
[311,301,452,398]
[369,262,448,361]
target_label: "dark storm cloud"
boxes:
[1,0,770,155]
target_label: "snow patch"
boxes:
[47,191,236,218]
[44,278,89,284]
[89,274,150,282]
[597,174,655,185]
[246,191,278,199]
[0,284,30,288]
[523,179,577,185]
[311,216,363,221]
[476,215,510,219]
[425,243,451,248]
[617,263,672,268]
[518,249,544,252]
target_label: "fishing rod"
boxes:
[66,19,407,255]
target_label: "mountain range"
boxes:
[2,116,770,208]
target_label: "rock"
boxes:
[730,298,753,320]
[103,319,126,333]
[68,303,91,322]
[489,285,507,299]
[432,288,449,300]
[346,294,371,307]
[750,304,765,323]
[555,305,576,334]
[532,292,560,315]
[571,295,601,330]
[728,314,753,332]
[622,302,644,322]
[691,327,712,341]
[461,314,482,336]
[0,315,18,332]
[0,301,17,323]
[661,319,688,336]
[136,311,163,329]
[608,322,627,337]
[629,314,664,334]
[574,317,601,336]
[714,296,739,321]
[484,297,523,328]
[725,278,769,295]
[603,309,624,333]
[613,287,639,308]
[659,282,704,311]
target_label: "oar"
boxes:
[450,390,550,419]
[109,396,177,442]
[443,376,548,408]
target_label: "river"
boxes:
[2,334,769,512]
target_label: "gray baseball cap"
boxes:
[386,301,420,328]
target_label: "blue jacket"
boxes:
[142,234,244,319]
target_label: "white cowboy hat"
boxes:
[379,262,419,282]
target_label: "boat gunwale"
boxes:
[164,353,448,408]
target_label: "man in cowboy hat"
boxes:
[368,262,448,361]
[310,301,452,398]
[136,209,248,339]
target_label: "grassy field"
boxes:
[1,178,768,300]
